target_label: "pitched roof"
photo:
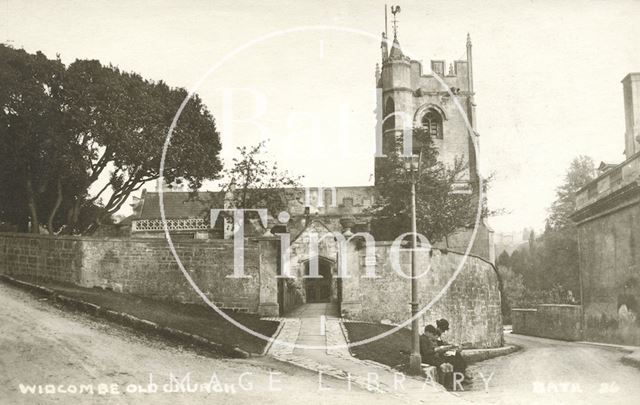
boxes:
[137,191,223,219]
[137,186,376,220]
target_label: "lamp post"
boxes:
[404,151,423,375]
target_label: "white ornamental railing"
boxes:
[131,218,209,232]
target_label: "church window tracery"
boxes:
[421,109,443,139]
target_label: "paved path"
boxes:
[0,283,407,405]
[288,303,352,357]
[266,303,477,404]
[459,333,640,405]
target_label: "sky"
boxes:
[2,0,639,234]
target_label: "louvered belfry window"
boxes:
[422,110,443,139]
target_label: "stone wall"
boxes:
[0,232,503,345]
[341,242,503,348]
[511,308,538,336]
[574,197,640,345]
[0,233,279,315]
[512,305,582,341]
[444,219,495,264]
[0,233,84,284]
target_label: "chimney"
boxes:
[622,73,640,159]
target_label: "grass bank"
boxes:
[3,276,278,355]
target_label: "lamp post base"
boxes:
[409,352,422,376]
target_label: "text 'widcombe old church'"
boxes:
[128,26,495,266]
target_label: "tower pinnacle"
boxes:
[381,32,388,62]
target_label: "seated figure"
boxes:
[435,318,472,382]
[419,324,444,366]
[419,325,454,387]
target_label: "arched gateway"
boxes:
[303,257,333,303]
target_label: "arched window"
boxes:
[421,109,443,139]
[383,98,395,132]
[382,98,396,154]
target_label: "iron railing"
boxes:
[131,218,208,232]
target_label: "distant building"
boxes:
[494,228,532,256]
[571,73,640,344]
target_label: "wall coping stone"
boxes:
[0,232,266,246]
[359,241,497,270]
[512,305,582,312]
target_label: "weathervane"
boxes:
[390,5,401,38]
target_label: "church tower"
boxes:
[374,11,478,191]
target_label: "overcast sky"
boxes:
[2,0,639,234]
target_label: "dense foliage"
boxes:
[498,156,597,318]
[0,45,222,234]
[369,128,486,245]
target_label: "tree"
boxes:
[496,250,511,267]
[547,155,597,230]
[62,60,223,233]
[218,141,303,221]
[502,156,596,302]
[0,45,223,234]
[537,156,596,292]
[497,264,526,323]
[369,128,486,244]
[0,45,72,233]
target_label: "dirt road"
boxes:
[7,280,637,405]
[461,333,640,405]
[0,283,402,405]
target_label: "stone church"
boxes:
[130,25,495,307]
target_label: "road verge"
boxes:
[0,275,264,359]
